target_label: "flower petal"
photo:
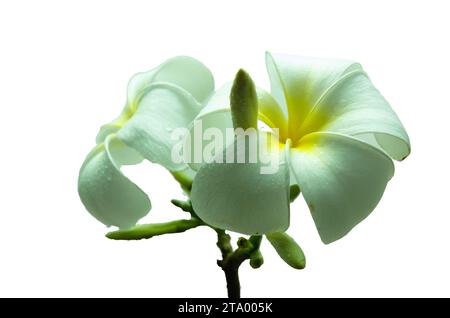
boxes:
[127,55,214,105]
[299,71,410,161]
[96,56,214,144]
[117,83,203,171]
[265,52,359,140]
[78,134,151,228]
[186,83,234,171]
[256,87,288,140]
[191,133,290,234]
[289,132,394,244]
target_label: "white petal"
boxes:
[256,87,288,140]
[78,135,151,228]
[186,83,234,171]
[96,56,214,144]
[299,72,410,161]
[95,107,132,144]
[127,55,214,105]
[265,52,359,140]
[191,132,290,234]
[118,83,202,171]
[107,133,144,166]
[289,132,394,244]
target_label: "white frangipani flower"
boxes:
[191,53,410,244]
[78,57,214,228]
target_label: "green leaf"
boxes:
[230,69,258,130]
[266,232,306,269]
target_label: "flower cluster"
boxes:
[78,53,409,244]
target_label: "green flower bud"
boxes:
[266,232,306,269]
[230,69,258,130]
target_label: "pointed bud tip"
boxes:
[235,68,250,81]
[230,68,258,130]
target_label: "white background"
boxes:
[0,0,449,297]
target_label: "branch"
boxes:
[216,233,263,298]
[106,218,204,240]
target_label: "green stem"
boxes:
[224,267,240,299]
[170,199,200,219]
[106,218,204,240]
[105,197,270,298]
[216,232,263,298]
[216,229,233,259]
[171,171,193,193]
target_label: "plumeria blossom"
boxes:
[191,53,410,244]
[78,56,214,228]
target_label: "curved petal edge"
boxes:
[290,132,394,244]
[78,135,151,228]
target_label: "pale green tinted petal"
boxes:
[191,133,290,234]
[78,135,151,228]
[290,132,394,244]
[118,83,202,171]
[96,124,122,144]
[96,56,214,144]
[107,134,144,166]
[299,72,410,161]
[256,87,288,140]
[186,83,234,171]
[127,55,214,105]
[265,52,359,140]
[95,107,132,144]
